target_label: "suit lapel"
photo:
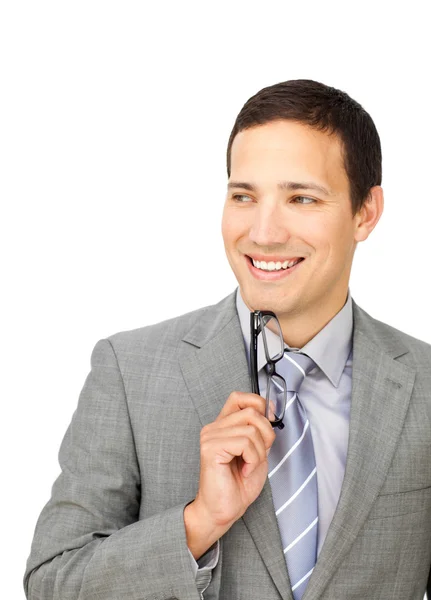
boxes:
[303,301,415,599]
[178,289,293,600]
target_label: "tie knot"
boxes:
[282,351,316,393]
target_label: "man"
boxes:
[25,79,431,599]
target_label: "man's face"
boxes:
[222,119,363,327]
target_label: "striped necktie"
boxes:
[267,350,318,600]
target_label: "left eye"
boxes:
[232,194,252,202]
[294,196,315,204]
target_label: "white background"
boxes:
[1,1,430,598]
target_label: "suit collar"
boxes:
[351,298,410,359]
[181,287,411,362]
[181,289,240,349]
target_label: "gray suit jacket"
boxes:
[24,290,431,600]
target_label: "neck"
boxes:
[268,290,349,349]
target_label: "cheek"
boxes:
[302,218,352,273]
[221,215,233,246]
[299,218,329,250]
[221,209,246,245]
[324,219,356,266]
[311,214,352,246]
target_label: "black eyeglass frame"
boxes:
[250,310,287,430]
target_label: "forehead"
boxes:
[230,120,349,195]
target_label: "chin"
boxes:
[241,285,294,314]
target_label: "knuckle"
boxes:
[245,406,259,420]
[256,394,266,408]
[245,437,255,452]
[200,424,212,439]
[244,423,258,438]
[244,424,256,437]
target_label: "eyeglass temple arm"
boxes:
[250,312,259,395]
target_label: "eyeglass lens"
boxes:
[265,372,287,422]
[259,315,287,424]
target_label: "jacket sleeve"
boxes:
[24,339,203,600]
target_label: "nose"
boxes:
[248,203,290,247]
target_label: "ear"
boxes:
[353,186,384,242]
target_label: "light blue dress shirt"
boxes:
[188,287,354,593]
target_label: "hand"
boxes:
[190,391,276,538]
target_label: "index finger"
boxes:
[217,391,267,422]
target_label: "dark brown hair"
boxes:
[226,79,382,215]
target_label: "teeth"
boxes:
[252,258,302,271]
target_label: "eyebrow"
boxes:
[227,180,334,196]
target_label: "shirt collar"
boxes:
[235,287,353,388]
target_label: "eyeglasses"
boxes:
[249,310,287,430]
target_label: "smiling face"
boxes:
[222,119,382,346]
